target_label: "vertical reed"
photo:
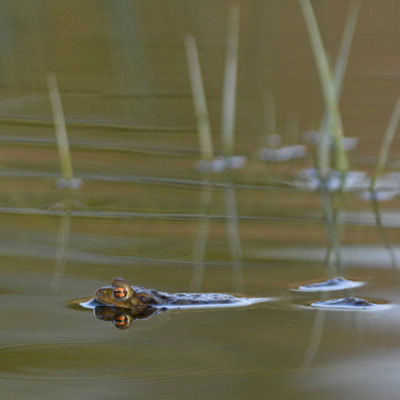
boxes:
[319,0,360,176]
[332,0,360,100]
[46,72,74,182]
[184,35,214,161]
[299,0,348,175]
[221,3,240,158]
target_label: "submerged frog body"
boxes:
[311,297,376,310]
[303,277,348,288]
[94,277,252,309]
[297,277,363,292]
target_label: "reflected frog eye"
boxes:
[114,314,128,327]
[114,287,127,299]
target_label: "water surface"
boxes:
[2,1,400,399]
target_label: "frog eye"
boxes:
[113,287,127,299]
[114,314,128,327]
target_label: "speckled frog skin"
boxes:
[94,277,243,308]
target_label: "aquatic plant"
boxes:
[299,0,349,176]
[46,72,81,189]
[313,0,360,174]
[221,3,240,159]
[183,34,214,162]
[184,3,245,173]
[332,0,360,104]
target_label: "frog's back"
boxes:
[166,292,241,305]
[94,278,263,308]
[131,283,242,305]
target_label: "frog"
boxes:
[93,277,267,308]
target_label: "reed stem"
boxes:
[299,0,348,175]
[319,0,360,176]
[184,35,214,161]
[46,72,74,181]
[333,0,360,101]
[221,3,240,158]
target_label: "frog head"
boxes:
[93,277,161,308]
[93,277,142,308]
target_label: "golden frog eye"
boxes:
[114,287,127,299]
[114,314,128,327]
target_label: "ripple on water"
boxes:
[0,340,244,387]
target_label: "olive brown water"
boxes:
[3,1,400,399]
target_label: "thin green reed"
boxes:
[184,35,214,161]
[221,3,240,158]
[370,96,400,190]
[46,72,74,182]
[320,0,360,175]
[299,0,348,176]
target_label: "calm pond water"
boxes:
[3,1,400,399]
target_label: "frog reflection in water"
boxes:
[94,305,161,329]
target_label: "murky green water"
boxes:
[3,1,400,399]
